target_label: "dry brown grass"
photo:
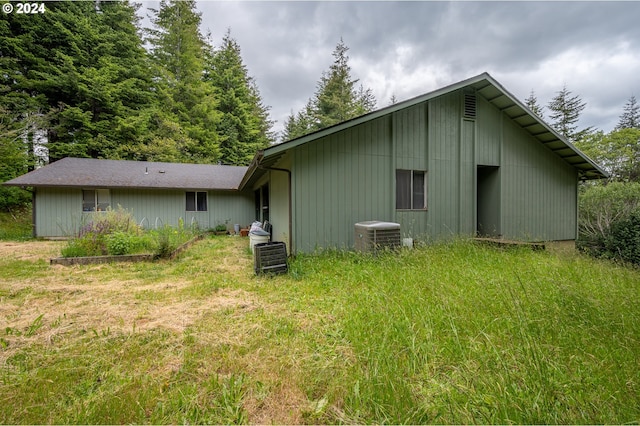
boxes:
[0,237,318,424]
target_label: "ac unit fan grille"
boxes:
[354,221,401,253]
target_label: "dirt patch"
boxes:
[0,239,260,349]
[0,240,64,261]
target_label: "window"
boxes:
[396,170,426,210]
[82,189,110,212]
[186,191,207,212]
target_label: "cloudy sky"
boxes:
[140,1,640,139]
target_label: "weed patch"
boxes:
[1,238,639,424]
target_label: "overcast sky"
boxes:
[140,1,640,140]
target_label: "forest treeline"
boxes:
[1,1,639,264]
[0,1,379,209]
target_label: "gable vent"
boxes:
[464,93,477,119]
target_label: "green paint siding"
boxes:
[112,189,184,229]
[292,117,392,252]
[460,119,476,235]
[113,189,254,231]
[33,188,254,237]
[427,93,464,238]
[393,103,428,170]
[393,103,429,238]
[34,187,82,237]
[501,118,577,241]
[476,96,502,166]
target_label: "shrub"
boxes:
[603,210,640,265]
[62,206,142,257]
[154,225,177,258]
[106,231,133,255]
[578,182,640,265]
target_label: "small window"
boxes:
[82,189,110,212]
[186,191,207,212]
[396,169,426,210]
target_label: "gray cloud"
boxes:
[141,1,640,137]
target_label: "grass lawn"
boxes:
[0,235,639,424]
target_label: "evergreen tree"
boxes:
[206,30,273,165]
[147,0,220,163]
[0,106,32,209]
[283,39,377,141]
[282,101,315,141]
[616,95,640,130]
[524,90,544,117]
[547,85,593,143]
[0,1,156,162]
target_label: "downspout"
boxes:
[258,165,293,255]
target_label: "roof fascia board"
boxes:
[475,74,609,180]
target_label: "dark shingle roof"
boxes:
[3,158,247,191]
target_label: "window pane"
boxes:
[412,171,425,209]
[82,190,95,212]
[196,192,207,211]
[396,170,411,209]
[186,192,196,211]
[96,189,110,211]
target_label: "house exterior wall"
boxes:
[34,187,83,237]
[268,155,292,252]
[500,118,578,241]
[282,87,579,253]
[33,187,254,237]
[291,116,393,252]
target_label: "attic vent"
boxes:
[354,221,401,253]
[464,93,477,119]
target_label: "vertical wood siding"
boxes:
[393,103,429,238]
[35,187,82,237]
[292,116,392,252]
[427,92,463,239]
[500,118,577,241]
[34,188,254,237]
[476,96,502,166]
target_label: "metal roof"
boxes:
[243,72,606,184]
[4,157,248,191]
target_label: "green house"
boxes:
[240,73,606,253]
[5,73,606,252]
[4,158,255,237]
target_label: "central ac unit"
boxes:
[354,221,401,253]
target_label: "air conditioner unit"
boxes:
[354,221,401,253]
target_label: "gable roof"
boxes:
[241,72,606,189]
[4,157,247,191]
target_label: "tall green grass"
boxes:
[1,238,639,424]
[0,208,32,240]
[283,241,640,424]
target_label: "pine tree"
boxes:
[147,0,220,163]
[0,106,32,209]
[206,30,273,165]
[283,39,377,141]
[524,90,544,117]
[0,1,157,162]
[547,85,593,143]
[616,95,640,130]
